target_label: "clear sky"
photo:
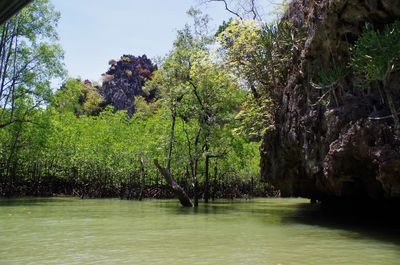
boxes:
[50,0,234,82]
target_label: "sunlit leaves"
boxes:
[52,79,104,116]
[0,0,66,131]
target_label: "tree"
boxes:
[52,79,104,116]
[1,4,264,199]
[0,0,65,129]
[144,10,212,207]
[145,36,195,206]
[216,18,301,138]
[146,10,247,206]
[0,0,65,191]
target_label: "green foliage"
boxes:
[3,0,66,88]
[217,20,263,80]
[233,94,274,138]
[351,21,400,129]
[52,79,84,113]
[0,0,65,130]
[352,21,400,83]
[217,19,299,90]
[270,0,291,18]
[310,64,347,90]
[52,79,104,116]
[0,6,266,199]
[0,0,67,197]
[145,15,255,194]
[215,18,233,37]
[81,84,104,115]
[216,19,300,137]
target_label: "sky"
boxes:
[50,0,279,84]
[50,0,234,83]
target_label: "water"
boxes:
[0,198,399,265]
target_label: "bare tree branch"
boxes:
[202,0,243,20]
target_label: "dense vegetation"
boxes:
[2,0,398,206]
[0,1,277,202]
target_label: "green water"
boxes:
[0,198,399,265]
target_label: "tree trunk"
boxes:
[383,85,400,130]
[182,122,200,207]
[153,106,192,207]
[193,159,199,207]
[212,161,218,201]
[204,154,210,203]
[166,111,176,170]
[138,157,145,201]
[250,177,254,198]
[154,159,193,207]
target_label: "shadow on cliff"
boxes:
[284,200,400,245]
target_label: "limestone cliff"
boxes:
[99,55,156,117]
[260,0,400,202]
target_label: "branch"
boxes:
[0,118,38,129]
[250,0,258,20]
[153,159,193,207]
[203,0,243,20]
[368,109,400,121]
[188,80,205,110]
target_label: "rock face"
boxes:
[260,0,400,202]
[99,55,156,117]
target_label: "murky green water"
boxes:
[0,198,399,265]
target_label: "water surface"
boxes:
[0,198,399,265]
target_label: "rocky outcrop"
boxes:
[260,0,400,202]
[99,54,156,117]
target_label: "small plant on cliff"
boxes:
[310,64,347,107]
[312,64,347,89]
[351,21,400,129]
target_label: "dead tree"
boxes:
[153,106,193,207]
[154,159,193,207]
